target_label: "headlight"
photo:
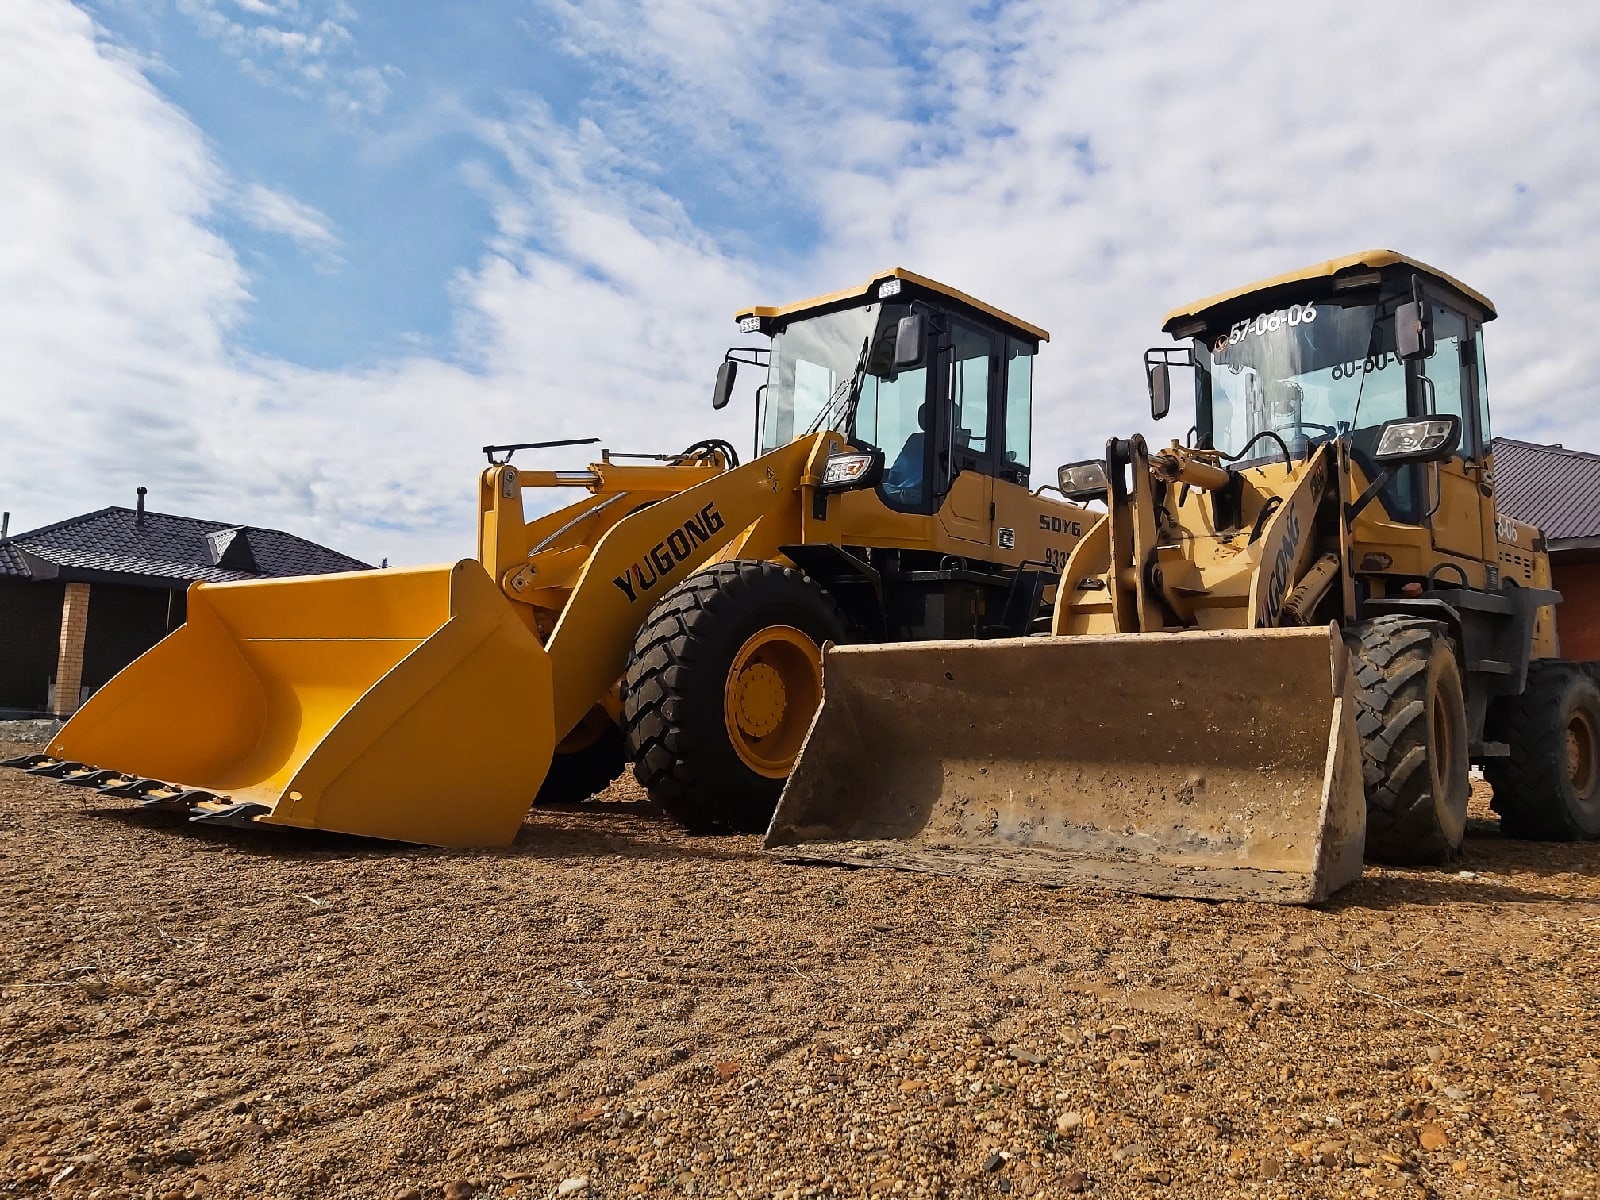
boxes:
[821,452,877,487]
[738,314,761,334]
[1057,458,1111,500]
[876,277,902,299]
[1374,416,1460,462]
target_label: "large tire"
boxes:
[533,709,625,805]
[1484,662,1600,840]
[621,561,845,833]
[1346,616,1471,865]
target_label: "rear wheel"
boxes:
[533,706,625,805]
[1346,616,1470,864]
[1484,662,1600,840]
[622,561,844,833]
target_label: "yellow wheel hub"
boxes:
[724,625,824,779]
[1567,709,1598,795]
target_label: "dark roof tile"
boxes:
[1491,438,1600,542]
[0,506,371,583]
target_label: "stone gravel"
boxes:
[2,745,1598,1199]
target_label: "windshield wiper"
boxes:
[805,335,871,439]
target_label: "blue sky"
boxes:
[5,1,1600,565]
[87,1,606,368]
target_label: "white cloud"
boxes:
[0,1,246,522]
[544,0,1600,466]
[0,1,763,564]
[175,0,384,114]
[233,182,339,256]
[7,0,1600,573]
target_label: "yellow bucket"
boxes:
[767,626,1365,904]
[46,561,553,846]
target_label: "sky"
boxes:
[4,0,1600,565]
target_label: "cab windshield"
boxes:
[1195,300,1403,460]
[759,302,916,456]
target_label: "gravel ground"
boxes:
[3,742,1598,1200]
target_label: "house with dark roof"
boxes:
[0,488,370,717]
[1492,438,1600,660]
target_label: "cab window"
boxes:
[949,321,993,460]
[858,357,931,509]
[1474,329,1491,448]
[1423,303,1473,451]
[1002,339,1033,482]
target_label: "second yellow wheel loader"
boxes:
[771,250,1599,903]
[7,270,1093,846]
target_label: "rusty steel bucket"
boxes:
[765,625,1365,904]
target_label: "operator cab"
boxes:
[1152,250,1497,530]
[721,268,1045,516]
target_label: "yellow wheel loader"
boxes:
[6,269,1093,846]
[771,250,1599,903]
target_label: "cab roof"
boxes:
[1161,249,1497,335]
[736,267,1049,343]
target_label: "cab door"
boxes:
[936,318,998,547]
[1421,303,1488,563]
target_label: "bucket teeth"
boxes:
[97,776,164,797]
[129,782,198,808]
[57,768,132,789]
[1,753,55,771]
[189,801,271,827]
[6,756,244,822]
[28,759,87,778]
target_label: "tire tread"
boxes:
[621,560,844,833]
[1484,661,1600,840]
[1346,615,1467,864]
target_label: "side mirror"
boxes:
[1373,414,1461,463]
[1057,458,1111,501]
[1148,362,1171,420]
[1395,299,1433,361]
[711,359,737,410]
[894,314,924,368]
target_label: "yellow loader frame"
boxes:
[26,436,840,845]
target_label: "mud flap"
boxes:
[38,561,554,847]
[766,626,1365,904]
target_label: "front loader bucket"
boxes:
[766,626,1364,904]
[33,561,554,847]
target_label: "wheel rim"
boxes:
[1566,707,1599,797]
[1427,657,1469,846]
[1432,689,1456,782]
[723,625,823,779]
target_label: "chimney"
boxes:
[136,486,148,526]
[1,512,8,540]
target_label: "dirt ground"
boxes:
[2,743,1598,1200]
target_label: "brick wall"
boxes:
[0,579,66,712]
[1553,559,1600,662]
[53,582,93,715]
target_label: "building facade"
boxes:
[0,494,370,717]
[1492,438,1600,661]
